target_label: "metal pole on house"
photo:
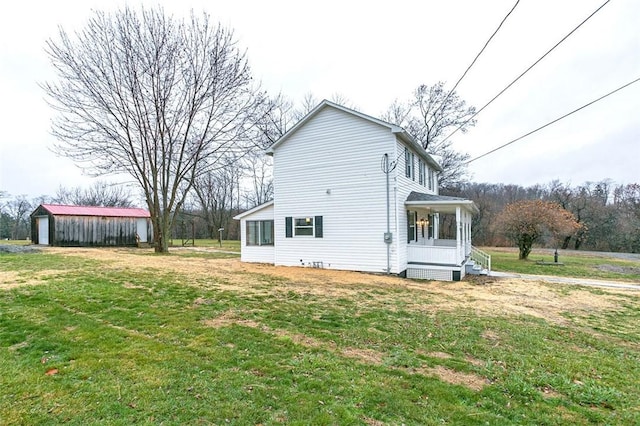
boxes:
[218,228,224,248]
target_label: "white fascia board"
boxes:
[405,200,479,214]
[233,200,274,220]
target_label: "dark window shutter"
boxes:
[285,217,292,238]
[407,211,411,243]
[314,216,323,238]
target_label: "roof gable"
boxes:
[38,204,150,218]
[266,100,403,154]
[233,200,274,220]
[265,100,442,171]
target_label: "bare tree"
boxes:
[244,153,273,208]
[54,181,133,207]
[4,195,32,240]
[43,6,270,252]
[192,160,242,240]
[384,82,476,189]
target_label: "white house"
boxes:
[234,100,490,281]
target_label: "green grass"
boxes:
[485,247,640,282]
[174,239,240,252]
[1,250,639,424]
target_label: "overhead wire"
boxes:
[441,0,520,106]
[441,0,612,145]
[465,76,640,164]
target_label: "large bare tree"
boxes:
[54,181,133,207]
[43,6,269,252]
[384,82,476,189]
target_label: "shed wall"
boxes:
[52,215,144,247]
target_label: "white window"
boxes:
[405,148,415,180]
[428,168,434,191]
[246,220,274,246]
[418,160,425,186]
[295,217,314,236]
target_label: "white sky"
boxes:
[1,0,638,199]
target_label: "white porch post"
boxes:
[456,206,462,264]
[466,211,472,255]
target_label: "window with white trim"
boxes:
[418,160,425,186]
[428,168,434,191]
[405,148,415,180]
[246,220,274,246]
[407,210,417,242]
[285,216,323,238]
[295,217,314,236]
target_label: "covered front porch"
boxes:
[405,192,482,281]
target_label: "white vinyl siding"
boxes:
[273,106,399,273]
[238,203,275,263]
[395,139,439,271]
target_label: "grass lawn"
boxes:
[1,247,639,424]
[485,247,640,282]
[171,239,241,252]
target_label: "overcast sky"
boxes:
[1,0,638,200]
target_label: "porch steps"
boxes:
[469,246,491,275]
[465,260,489,276]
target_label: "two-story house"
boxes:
[234,100,489,281]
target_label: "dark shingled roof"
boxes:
[406,192,470,202]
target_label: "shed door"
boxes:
[37,216,49,245]
[136,218,148,243]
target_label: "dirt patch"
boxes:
[202,311,262,329]
[415,365,487,391]
[540,386,563,399]
[0,269,61,289]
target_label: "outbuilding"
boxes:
[30,204,152,247]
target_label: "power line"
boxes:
[465,76,640,164]
[445,0,520,99]
[442,0,612,144]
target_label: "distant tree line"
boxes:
[442,180,640,253]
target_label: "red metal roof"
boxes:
[41,204,150,218]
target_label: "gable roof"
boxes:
[38,204,150,218]
[266,100,442,172]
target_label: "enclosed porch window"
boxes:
[247,220,274,246]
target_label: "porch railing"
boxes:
[470,246,491,272]
[408,243,464,266]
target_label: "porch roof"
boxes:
[405,191,479,214]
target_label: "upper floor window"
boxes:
[428,168,434,191]
[405,148,415,180]
[418,160,425,186]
